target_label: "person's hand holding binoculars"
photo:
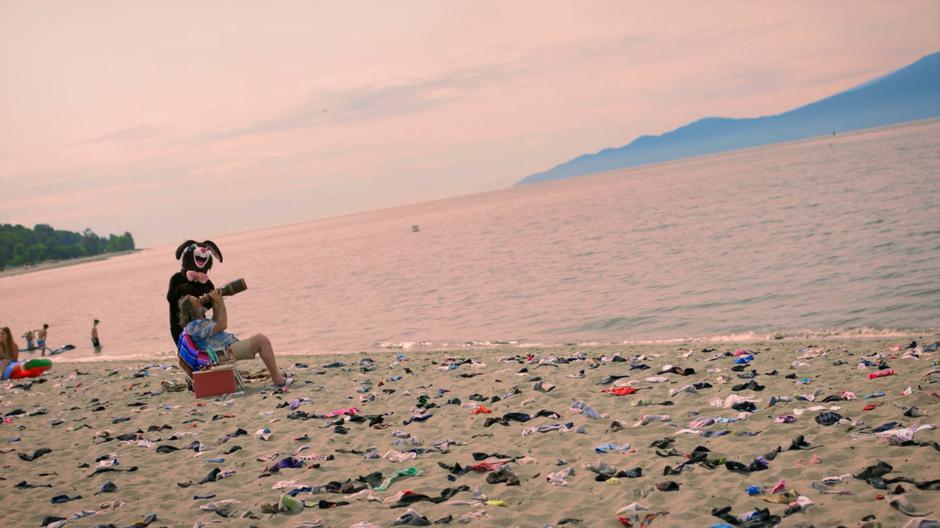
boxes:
[198,289,224,308]
[208,290,223,306]
[197,279,248,308]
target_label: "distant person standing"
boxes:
[22,330,35,351]
[91,319,101,352]
[36,324,48,356]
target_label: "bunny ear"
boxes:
[175,240,197,260]
[202,240,223,263]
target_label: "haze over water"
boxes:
[1,120,938,360]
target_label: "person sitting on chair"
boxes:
[1,327,20,375]
[177,290,290,389]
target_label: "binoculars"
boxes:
[200,278,248,307]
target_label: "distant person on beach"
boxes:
[91,319,101,352]
[1,327,19,373]
[178,290,291,388]
[35,324,48,356]
[22,329,35,350]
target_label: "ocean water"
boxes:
[1,120,938,360]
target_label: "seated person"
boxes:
[1,327,20,376]
[177,290,290,388]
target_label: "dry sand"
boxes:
[2,337,939,527]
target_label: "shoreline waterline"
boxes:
[39,329,939,363]
[0,249,142,278]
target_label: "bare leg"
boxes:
[249,334,285,386]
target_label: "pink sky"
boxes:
[1,1,938,247]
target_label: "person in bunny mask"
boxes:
[166,240,223,345]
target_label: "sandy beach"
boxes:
[2,337,938,528]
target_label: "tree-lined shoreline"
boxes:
[0,223,136,270]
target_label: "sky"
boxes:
[1,1,938,248]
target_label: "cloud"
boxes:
[184,34,650,145]
[83,124,166,145]
[0,178,162,227]
[185,62,515,145]
[1,158,168,197]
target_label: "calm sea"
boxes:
[2,120,938,361]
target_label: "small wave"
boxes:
[765,326,938,340]
[339,326,939,354]
[554,316,657,333]
[616,326,937,345]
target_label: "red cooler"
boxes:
[193,364,240,398]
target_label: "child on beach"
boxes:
[177,290,291,388]
[35,324,48,356]
[1,327,19,375]
[22,329,34,350]
[91,319,101,352]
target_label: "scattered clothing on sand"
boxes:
[1,339,938,526]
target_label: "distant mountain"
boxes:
[517,52,940,185]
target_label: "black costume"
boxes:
[166,240,222,345]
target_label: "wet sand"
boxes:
[0,250,140,278]
[2,337,938,527]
